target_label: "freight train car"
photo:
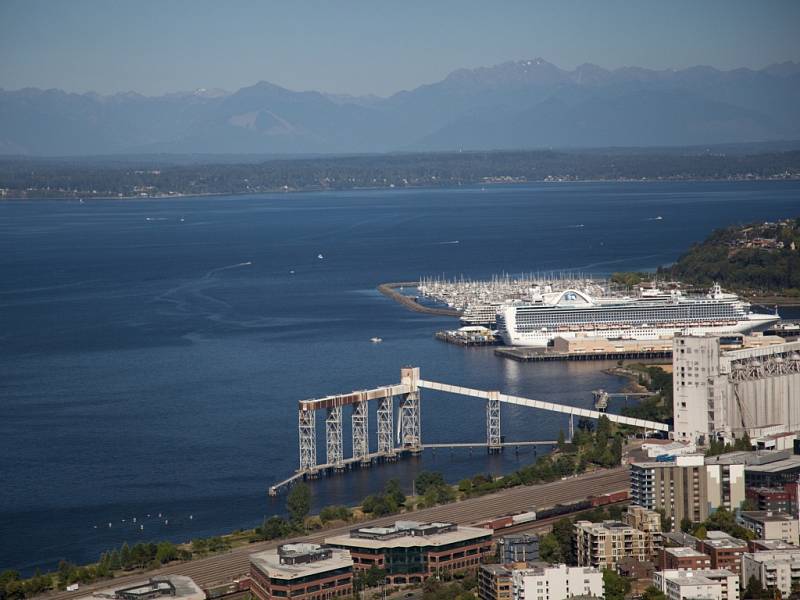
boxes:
[589,491,629,507]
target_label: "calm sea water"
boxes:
[2,181,799,574]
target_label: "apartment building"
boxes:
[574,520,650,571]
[630,454,744,525]
[742,549,800,597]
[696,532,748,576]
[653,569,739,600]
[738,511,799,543]
[658,546,712,571]
[623,505,663,557]
[510,563,603,600]
[477,564,512,600]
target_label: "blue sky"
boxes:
[1,0,799,97]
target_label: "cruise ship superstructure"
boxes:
[496,284,779,347]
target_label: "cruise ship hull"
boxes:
[498,313,779,347]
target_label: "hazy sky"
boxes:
[2,0,799,97]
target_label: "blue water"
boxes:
[1,181,799,574]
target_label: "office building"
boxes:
[249,544,354,600]
[325,521,492,585]
[738,511,799,543]
[672,335,800,444]
[630,455,745,525]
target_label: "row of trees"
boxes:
[4,150,800,199]
[0,541,189,600]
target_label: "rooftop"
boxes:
[705,449,793,467]
[250,546,353,580]
[660,569,737,586]
[663,532,700,548]
[326,522,489,549]
[745,549,800,566]
[700,535,748,550]
[77,577,203,600]
[575,520,638,533]
[751,540,799,551]
[740,510,797,523]
[664,546,708,558]
[744,455,800,474]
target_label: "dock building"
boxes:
[325,521,492,585]
[249,544,353,600]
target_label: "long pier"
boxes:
[268,366,667,496]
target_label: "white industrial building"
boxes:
[511,563,604,600]
[672,335,800,444]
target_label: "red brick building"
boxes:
[697,533,748,576]
[658,546,712,571]
[250,544,353,600]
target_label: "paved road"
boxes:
[39,467,629,600]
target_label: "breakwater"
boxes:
[377,282,461,317]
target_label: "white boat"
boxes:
[370,337,383,343]
[496,284,779,347]
[317,254,324,260]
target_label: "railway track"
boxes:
[37,468,629,600]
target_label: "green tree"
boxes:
[551,518,576,565]
[458,478,474,495]
[108,548,121,570]
[538,533,563,562]
[120,543,132,569]
[286,482,312,527]
[641,585,667,600]
[384,479,406,507]
[603,569,632,600]
[415,472,446,495]
[155,542,178,564]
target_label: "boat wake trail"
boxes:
[202,261,252,279]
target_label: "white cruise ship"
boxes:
[496,284,779,347]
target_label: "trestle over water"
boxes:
[269,366,668,496]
